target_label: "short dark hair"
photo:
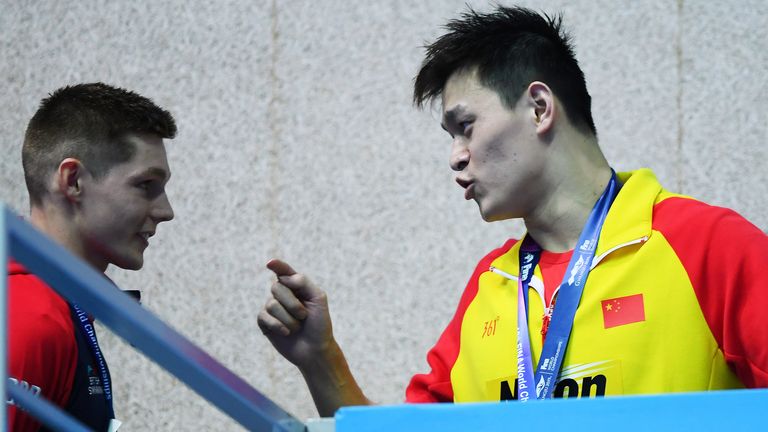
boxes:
[22,82,177,205]
[413,6,596,135]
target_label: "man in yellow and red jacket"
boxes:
[406,168,767,402]
[256,5,768,415]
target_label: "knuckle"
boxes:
[270,282,283,295]
[286,303,304,315]
[256,314,275,334]
[294,274,309,286]
[256,316,268,330]
[265,299,281,314]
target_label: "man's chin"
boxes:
[482,214,510,223]
[479,205,517,223]
[112,256,144,271]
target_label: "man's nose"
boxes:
[153,193,174,222]
[449,139,469,171]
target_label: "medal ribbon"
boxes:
[72,303,115,418]
[515,170,619,400]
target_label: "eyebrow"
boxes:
[138,167,171,182]
[440,105,467,131]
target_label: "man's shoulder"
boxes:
[651,195,767,272]
[652,195,763,238]
[7,266,79,432]
[9,263,73,334]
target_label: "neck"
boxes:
[30,203,108,273]
[523,134,612,252]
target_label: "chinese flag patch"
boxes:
[601,294,645,329]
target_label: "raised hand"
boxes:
[258,259,334,369]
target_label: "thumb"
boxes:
[266,258,297,277]
[267,259,323,303]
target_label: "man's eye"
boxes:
[137,181,153,191]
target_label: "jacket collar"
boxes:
[495,168,664,271]
[596,168,662,257]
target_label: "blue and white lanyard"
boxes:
[515,171,620,401]
[72,303,115,418]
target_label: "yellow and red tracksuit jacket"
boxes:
[406,169,768,402]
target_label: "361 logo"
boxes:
[482,316,500,338]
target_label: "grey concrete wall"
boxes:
[1,0,766,430]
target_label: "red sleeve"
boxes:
[653,197,768,387]
[7,271,78,431]
[405,240,517,403]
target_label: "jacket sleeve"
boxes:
[405,309,463,403]
[405,240,517,402]
[653,197,768,387]
[8,275,78,431]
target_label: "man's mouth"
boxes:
[464,183,475,200]
[456,177,475,200]
[138,231,154,246]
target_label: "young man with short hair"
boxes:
[8,83,177,430]
[257,6,768,415]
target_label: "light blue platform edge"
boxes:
[336,388,768,432]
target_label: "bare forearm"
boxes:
[299,339,373,417]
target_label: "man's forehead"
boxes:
[113,134,171,178]
[122,131,165,148]
[109,161,171,182]
[442,70,484,110]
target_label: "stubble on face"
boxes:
[442,69,544,223]
[76,133,173,272]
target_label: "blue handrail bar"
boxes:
[3,205,305,432]
[7,381,92,432]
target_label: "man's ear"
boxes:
[527,81,555,135]
[56,158,86,202]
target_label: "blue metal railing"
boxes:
[1,207,7,431]
[3,205,305,432]
[6,381,91,432]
